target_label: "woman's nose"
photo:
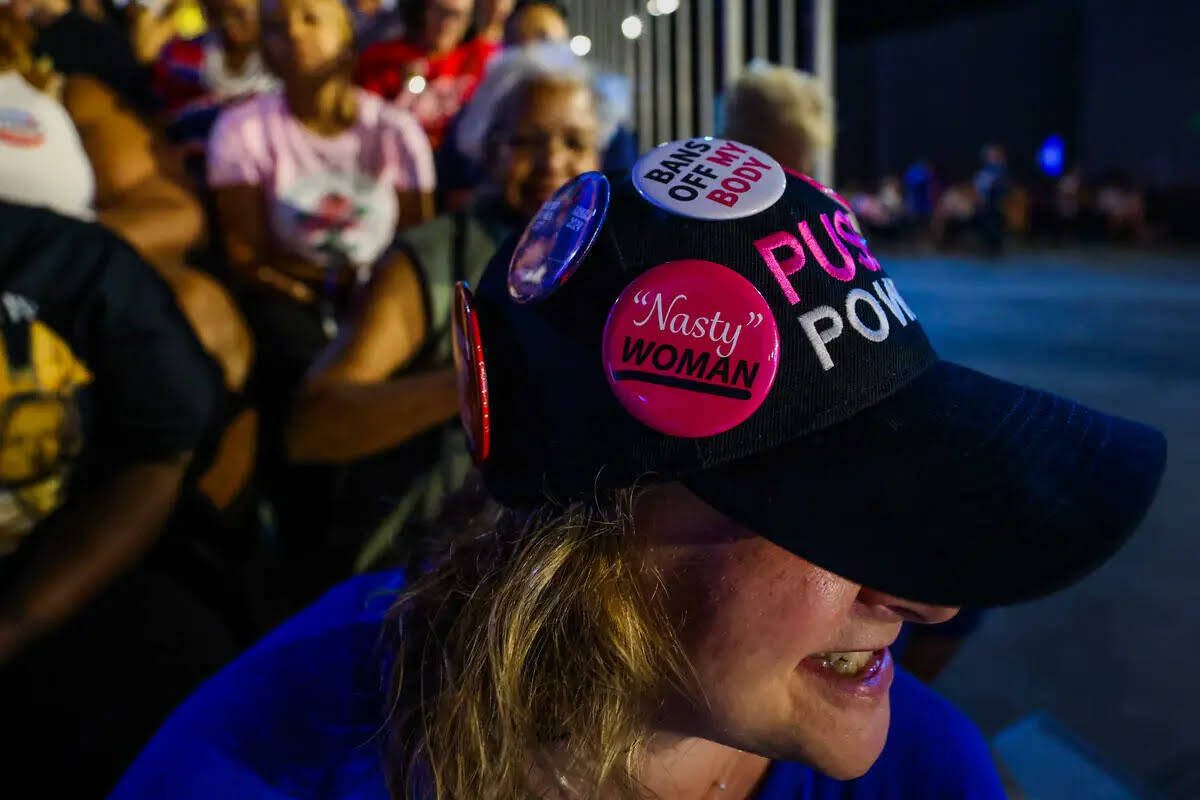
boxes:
[285,15,305,41]
[856,585,960,625]
[537,138,569,174]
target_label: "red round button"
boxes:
[452,282,490,463]
[602,260,780,438]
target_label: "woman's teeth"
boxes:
[812,651,875,676]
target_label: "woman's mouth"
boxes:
[799,648,894,700]
[813,650,877,675]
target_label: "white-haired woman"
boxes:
[282,42,614,574]
[722,60,833,176]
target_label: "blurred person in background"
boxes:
[0,4,252,415]
[873,174,906,240]
[973,142,1009,254]
[208,0,434,388]
[903,158,938,231]
[1054,165,1083,242]
[501,0,565,45]
[284,42,610,581]
[208,0,434,605]
[722,61,850,234]
[355,0,497,150]
[2,0,262,667]
[932,180,979,250]
[1003,181,1031,240]
[13,0,156,112]
[135,0,278,158]
[1095,171,1147,242]
[0,8,94,220]
[472,0,511,43]
[436,0,637,207]
[722,60,833,177]
[437,0,590,208]
[849,184,898,233]
[0,202,229,797]
[350,0,402,51]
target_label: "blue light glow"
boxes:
[1038,135,1065,177]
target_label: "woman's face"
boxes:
[493,80,601,220]
[503,2,569,46]
[262,0,350,82]
[641,484,959,780]
[420,0,473,54]
[207,0,260,50]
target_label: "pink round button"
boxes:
[602,260,780,438]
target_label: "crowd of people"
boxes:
[0,0,633,793]
[845,147,1154,254]
[0,2,1169,798]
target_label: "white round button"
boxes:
[632,137,786,221]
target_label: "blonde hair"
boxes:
[383,488,698,799]
[722,61,834,172]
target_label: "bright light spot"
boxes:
[621,15,643,39]
[657,0,679,13]
[407,75,427,94]
[569,34,592,56]
[1038,134,1065,177]
[646,0,661,15]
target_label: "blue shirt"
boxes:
[112,571,1005,800]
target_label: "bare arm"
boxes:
[396,188,436,232]
[286,251,459,463]
[94,176,204,267]
[128,2,180,64]
[64,76,204,268]
[0,456,190,664]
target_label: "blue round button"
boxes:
[508,171,610,304]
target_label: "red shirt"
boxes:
[355,36,498,151]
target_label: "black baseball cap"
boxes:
[452,138,1167,607]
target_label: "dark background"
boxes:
[836,0,1200,189]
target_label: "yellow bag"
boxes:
[0,311,91,553]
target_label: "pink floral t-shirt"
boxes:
[207,89,434,269]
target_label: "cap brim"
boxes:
[684,360,1167,607]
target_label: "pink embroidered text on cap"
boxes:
[602,260,780,438]
[632,138,786,221]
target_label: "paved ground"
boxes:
[881,247,1200,799]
